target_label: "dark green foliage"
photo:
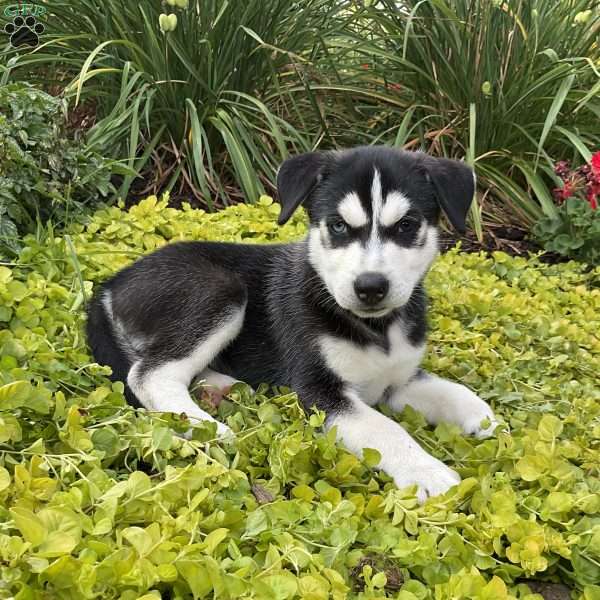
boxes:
[533,198,600,265]
[0,83,120,254]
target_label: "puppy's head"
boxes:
[277,146,475,319]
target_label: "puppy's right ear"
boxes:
[276,152,327,225]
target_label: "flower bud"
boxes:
[175,0,189,8]
[167,13,178,30]
[574,10,592,24]
[482,81,492,96]
[167,0,177,5]
[159,13,170,32]
[159,13,178,32]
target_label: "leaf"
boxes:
[35,508,82,557]
[538,415,563,441]
[0,381,31,408]
[202,528,229,555]
[152,426,173,451]
[10,507,47,547]
[0,467,10,492]
[243,510,268,538]
[260,572,299,600]
[537,73,575,159]
[362,448,381,468]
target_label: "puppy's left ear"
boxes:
[423,157,475,234]
[276,152,328,225]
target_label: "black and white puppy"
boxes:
[87,146,498,502]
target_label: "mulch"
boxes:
[440,222,567,264]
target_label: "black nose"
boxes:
[354,272,389,306]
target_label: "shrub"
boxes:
[340,0,600,237]
[0,198,599,597]
[533,152,600,264]
[0,83,122,255]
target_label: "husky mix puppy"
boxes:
[87,146,498,502]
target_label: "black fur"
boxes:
[87,147,473,418]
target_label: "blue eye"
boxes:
[328,219,348,235]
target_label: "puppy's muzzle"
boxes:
[353,272,389,307]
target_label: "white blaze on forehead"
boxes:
[338,192,368,228]
[370,168,384,229]
[381,191,411,227]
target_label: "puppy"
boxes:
[87,146,498,502]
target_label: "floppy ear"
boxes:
[276,152,327,225]
[423,157,475,234]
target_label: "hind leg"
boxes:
[127,307,245,438]
[193,368,245,408]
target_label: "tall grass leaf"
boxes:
[536,73,576,161]
[513,161,557,219]
[210,112,257,202]
[74,40,123,105]
[393,106,416,148]
[467,103,483,241]
[64,68,120,93]
[555,127,592,163]
[574,79,600,113]
[231,92,289,159]
[124,89,144,194]
[185,99,212,206]
[402,1,429,60]
[212,0,231,29]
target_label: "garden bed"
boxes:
[0,198,598,599]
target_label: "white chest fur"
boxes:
[318,324,425,405]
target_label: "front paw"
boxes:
[390,455,461,504]
[455,392,499,439]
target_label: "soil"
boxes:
[350,554,404,593]
[517,581,572,600]
[439,222,567,264]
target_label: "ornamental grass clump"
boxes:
[1,0,351,205]
[0,197,598,598]
[336,0,600,236]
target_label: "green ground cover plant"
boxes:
[0,198,599,598]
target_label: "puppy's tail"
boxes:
[86,287,141,408]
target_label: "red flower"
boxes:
[588,193,598,210]
[591,151,600,175]
[553,181,574,203]
[361,63,369,70]
[554,160,570,179]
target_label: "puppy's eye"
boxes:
[396,217,419,233]
[328,219,348,235]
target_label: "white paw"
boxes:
[454,393,498,439]
[390,455,461,504]
[215,421,235,442]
